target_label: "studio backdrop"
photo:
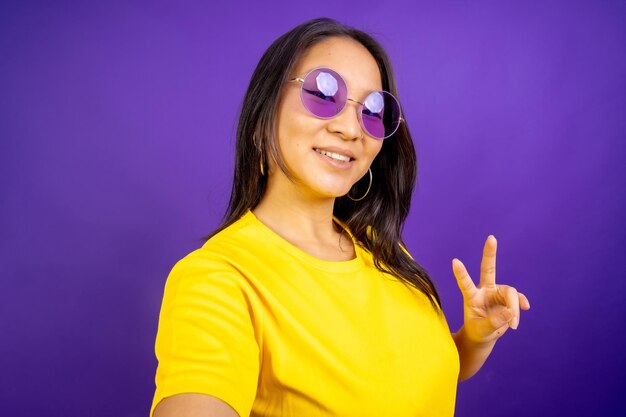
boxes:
[1,1,624,416]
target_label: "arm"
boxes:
[153,393,239,417]
[151,254,259,417]
[451,236,531,381]
[453,326,497,381]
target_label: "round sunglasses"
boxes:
[289,67,403,140]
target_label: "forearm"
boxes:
[453,326,497,381]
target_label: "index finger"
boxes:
[452,258,478,300]
[480,235,497,288]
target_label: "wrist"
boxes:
[453,326,499,381]
[453,326,497,351]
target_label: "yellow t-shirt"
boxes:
[151,211,459,417]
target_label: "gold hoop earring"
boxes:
[347,168,372,202]
[260,156,265,176]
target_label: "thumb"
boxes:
[490,307,515,331]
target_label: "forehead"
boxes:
[292,36,382,93]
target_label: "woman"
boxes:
[151,18,530,417]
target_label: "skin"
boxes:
[154,36,381,417]
[252,36,384,262]
[153,36,530,416]
[452,235,531,381]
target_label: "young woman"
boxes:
[151,18,530,417]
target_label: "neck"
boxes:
[252,172,355,261]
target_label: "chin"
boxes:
[300,174,355,199]
[316,185,353,199]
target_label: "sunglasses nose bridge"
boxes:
[329,97,364,141]
[345,98,369,138]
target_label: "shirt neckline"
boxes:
[242,210,366,274]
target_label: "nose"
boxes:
[327,99,363,141]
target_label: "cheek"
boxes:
[276,93,312,139]
[366,141,384,162]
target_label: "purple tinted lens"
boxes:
[361,91,401,139]
[300,68,347,118]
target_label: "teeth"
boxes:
[315,149,351,162]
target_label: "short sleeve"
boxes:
[150,250,260,417]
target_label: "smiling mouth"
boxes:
[314,148,354,162]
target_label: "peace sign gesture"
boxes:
[452,235,530,344]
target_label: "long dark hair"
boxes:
[209,17,441,310]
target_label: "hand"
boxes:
[452,235,530,345]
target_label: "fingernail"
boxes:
[511,317,519,330]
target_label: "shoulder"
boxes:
[165,211,263,288]
[201,210,260,256]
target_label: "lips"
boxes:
[313,147,355,162]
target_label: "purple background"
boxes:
[1,1,625,416]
